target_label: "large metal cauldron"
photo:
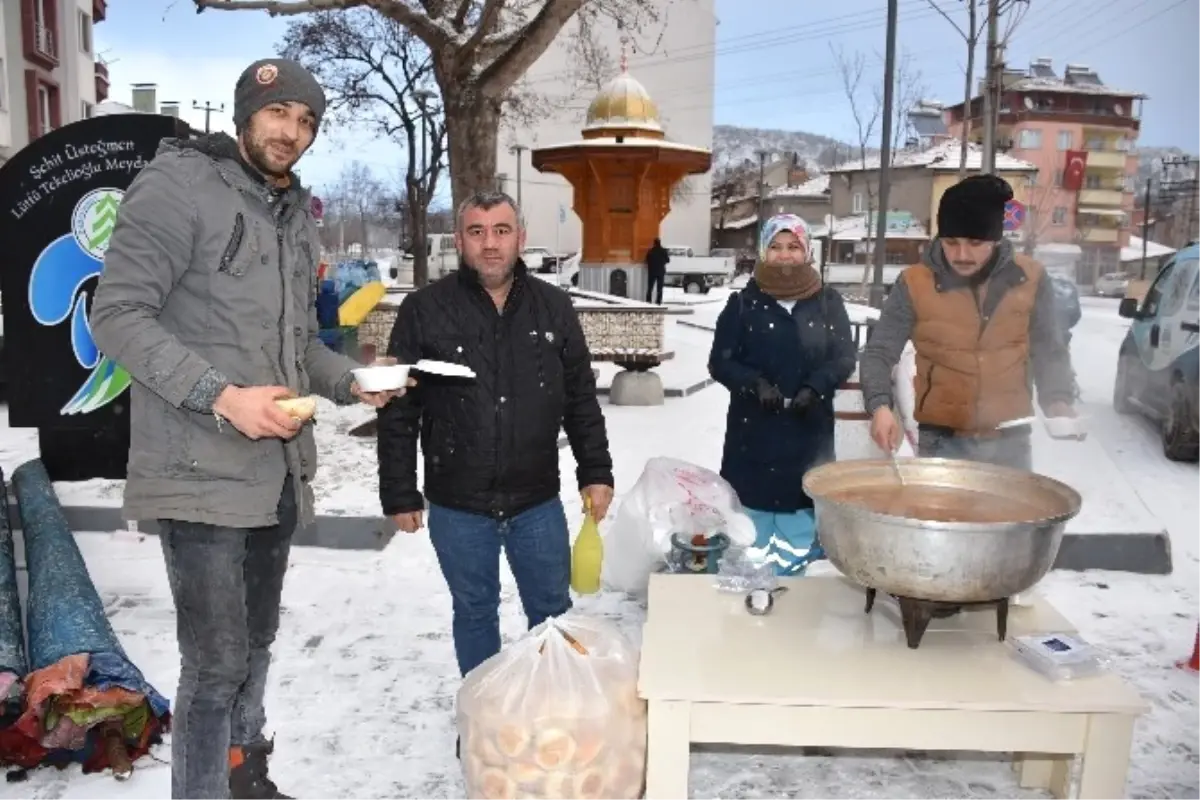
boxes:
[802,458,1082,603]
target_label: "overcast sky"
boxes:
[97,0,1198,198]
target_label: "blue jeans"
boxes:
[918,426,1033,471]
[159,478,295,799]
[428,498,572,677]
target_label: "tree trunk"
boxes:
[442,93,503,215]
[958,2,978,179]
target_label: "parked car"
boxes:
[1113,245,1199,461]
[522,246,558,273]
[660,245,736,294]
[1094,271,1130,298]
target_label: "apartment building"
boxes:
[946,58,1144,285]
[0,0,104,164]
[494,1,717,255]
[827,139,1038,235]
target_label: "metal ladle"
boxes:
[745,586,789,616]
[889,448,906,486]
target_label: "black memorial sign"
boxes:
[0,113,188,481]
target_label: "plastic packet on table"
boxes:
[713,546,779,594]
[1008,632,1109,682]
[603,457,758,597]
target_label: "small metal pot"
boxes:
[669,533,731,574]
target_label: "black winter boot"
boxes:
[230,740,293,799]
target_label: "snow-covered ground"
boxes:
[0,298,1196,799]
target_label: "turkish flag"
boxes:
[1063,150,1088,192]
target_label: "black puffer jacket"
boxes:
[378,262,614,518]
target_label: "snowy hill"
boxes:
[712,124,853,174]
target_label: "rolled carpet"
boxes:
[9,459,169,774]
[0,468,28,738]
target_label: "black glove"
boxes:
[791,387,820,417]
[754,377,786,412]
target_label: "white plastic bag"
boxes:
[890,341,920,456]
[457,614,646,800]
[837,343,917,461]
[602,457,757,597]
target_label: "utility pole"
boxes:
[755,150,769,247]
[1140,177,1152,280]
[192,101,224,134]
[869,0,899,309]
[980,0,1003,174]
[509,144,527,209]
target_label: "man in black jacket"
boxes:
[645,238,670,304]
[378,190,615,684]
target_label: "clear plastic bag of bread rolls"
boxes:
[457,613,648,800]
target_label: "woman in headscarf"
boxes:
[708,214,858,573]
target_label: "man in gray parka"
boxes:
[91,59,403,800]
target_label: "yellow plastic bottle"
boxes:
[570,497,604,595]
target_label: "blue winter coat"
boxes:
[708,280,858,513]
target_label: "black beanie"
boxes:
[937,174,1013,241]
[233,58,326,132]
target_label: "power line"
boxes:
[1013,0,1129,59]
[1057,0,1191,61]
[305,2,1176,183]
[520,1,938,88]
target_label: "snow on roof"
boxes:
[829,139,1038,175]
[721,214,758,230]
[831,213,929,241]
[92,100,139,115]
[710,191,758,209]
[1002,74,1144,99]
[1121,236,1177,262]
[770,174,830,198]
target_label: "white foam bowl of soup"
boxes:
[352,364,411,392]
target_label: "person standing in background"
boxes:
[645,238,670,304]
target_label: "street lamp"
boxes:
[509,144,527,208]
[413,88,436,210]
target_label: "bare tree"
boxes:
[926,0,1030,176]
[196,0,674,211]
[891,52,927,155]
[321,161,386,252]
[832,45,882,287]
[281,11,447,286]
[924,0,982,177]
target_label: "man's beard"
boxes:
[463,254,517,287]
[241,131,298,179]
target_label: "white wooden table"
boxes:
[638,574,1147,799]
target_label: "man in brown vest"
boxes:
[860,174,1077,471]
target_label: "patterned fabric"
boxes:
[758,213,811,261]
[755,214,821,300]
[744,508,824,575]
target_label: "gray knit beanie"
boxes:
[233,58,326,132]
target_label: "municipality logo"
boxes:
[28,188,131,415]
[72,188,122,259]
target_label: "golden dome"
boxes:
[584,69,663,135]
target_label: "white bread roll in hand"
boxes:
[274,395,318,422]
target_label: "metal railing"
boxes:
[34,24,56,59]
